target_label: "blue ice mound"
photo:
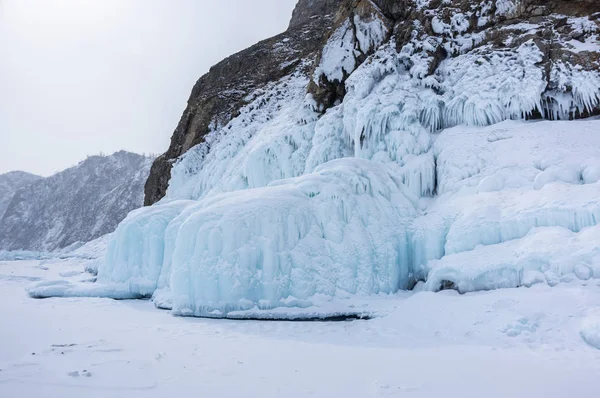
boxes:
[28,159,417,316]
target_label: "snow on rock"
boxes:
[353,3,389,54]
[316,20,358,83]
[166,71,317,201]
[314,0,390,85]
[495,0,518,17]
[163,1,600,207]
[0,171,43,220]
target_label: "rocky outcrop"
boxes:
[144,0,342,205]
[308,0,600,114]
[145,0,600,205]
[0,171,43,220]
[289,0,342,28]
[0,151,152,251]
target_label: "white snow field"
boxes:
[2,257,600,397]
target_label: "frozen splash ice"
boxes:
[29,118,600,311]
[29,159,418,316]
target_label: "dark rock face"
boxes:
[145,0,600,205]
[289,0,342,28]
[0,151,152,251]
[144,1,342,205]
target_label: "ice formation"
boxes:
[29,0,600,316]
[31,160,417,316]
[581,315,600,350]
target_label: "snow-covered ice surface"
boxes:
[3,258,600,397]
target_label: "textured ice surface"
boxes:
[165,71,317,201]
[30,118,600,313]
[30,159,418,316]
[166,159,415,316]
[30,114,600,315]
[27,280,141,300]
[410,119,600,287]
[424,226,600,293]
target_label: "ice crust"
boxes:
[27,2,600,315]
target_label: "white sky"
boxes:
[0,0,297,176]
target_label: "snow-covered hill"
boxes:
[0,151,152,251]
[0,171,43,220]
[29,0,600,318]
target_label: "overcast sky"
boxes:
[0,0,297,176]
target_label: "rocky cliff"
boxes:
[0,151,152,251]
[144,0,342,205]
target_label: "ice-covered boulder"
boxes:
[167,159,415,316]
[424,225,600,293]
[410,119,600,289]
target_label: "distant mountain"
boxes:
[0,171,44,220]
[0,151,152,251]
